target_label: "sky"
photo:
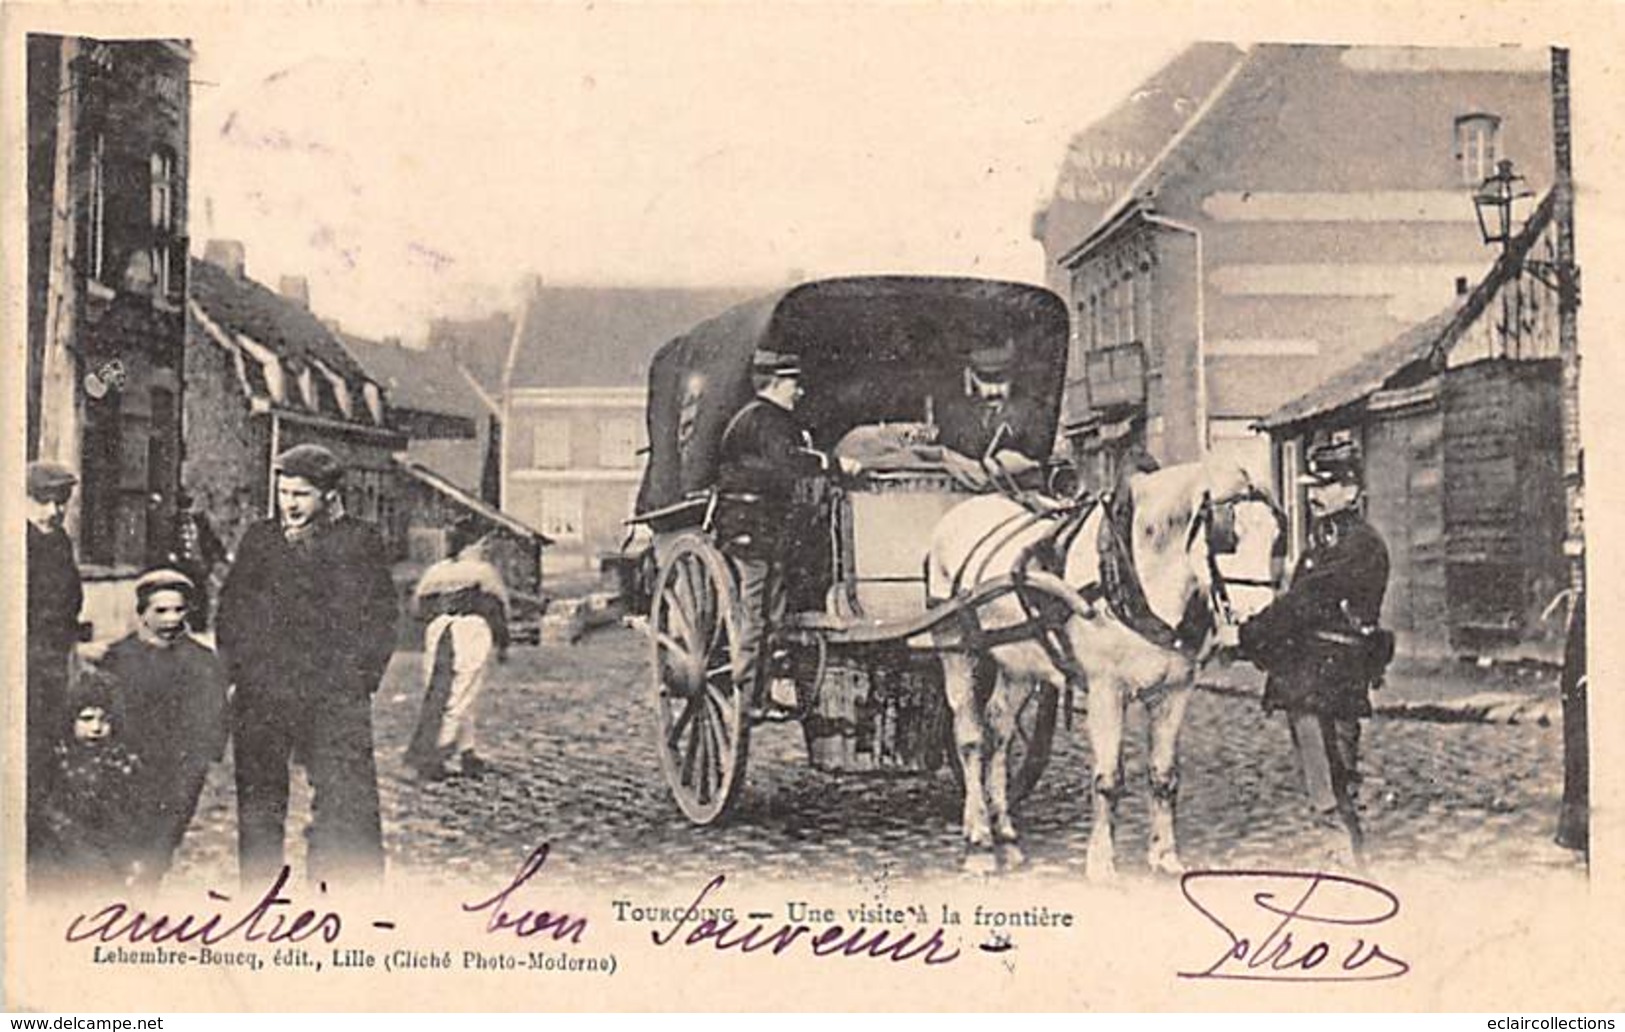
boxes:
[184,7,1184,341]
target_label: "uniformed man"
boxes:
[216,444,397,888]
[1238,439,1391,867]
[716,351,858,707]
[98,569,229,888]
[25,460,85,883]
[933,343,1048,490]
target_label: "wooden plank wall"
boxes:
[1364,386,1446,657]
[1442,359,1564,653]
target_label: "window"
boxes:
[598,416,642,469]
[149,148,179,300]
[87,134,107,282]
[1455,113,1501,186]
[532,418,571,469]
[538,487,584,541]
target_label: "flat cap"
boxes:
[1299,439,1363,486]
[135,567,195,602]
[967,344,1014,380]
[751,349,802,377]
[275,443,344,488]
[27,461,78,500]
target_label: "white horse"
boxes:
[927,458,1282,879]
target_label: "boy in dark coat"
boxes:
[99,569,230,887]
[1240,440,1391,867]
[216,444,397,889]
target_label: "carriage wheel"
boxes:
[651,532,750,825]
[945,662,1060,806]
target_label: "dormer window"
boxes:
[298,365,318,410]
[1455,113,1502,187]
[363,382,385,425]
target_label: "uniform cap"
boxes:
[1299,440,1363,486]
[275,443,344,489]
[751,349,802,377]
[27,461,78,500]
[134,567,195,608]
[967,344,1014,381]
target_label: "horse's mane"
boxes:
[1129,459,1256,552]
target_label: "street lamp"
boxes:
[1472,158,1534,251]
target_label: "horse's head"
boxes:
[1130,458,1287,633]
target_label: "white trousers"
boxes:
[423,614,494,754]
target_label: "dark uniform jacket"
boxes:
[937,395,1046,462]
[1240,510,1391,718]
[715,398,824,560]
[216,517,398,699]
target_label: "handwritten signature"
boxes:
[1179,870,1410,983]
[65,867,344,946]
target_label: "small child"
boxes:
[35,673,147,894]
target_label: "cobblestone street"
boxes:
[174,626,1584,891]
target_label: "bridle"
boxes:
[1185,485,1289,634]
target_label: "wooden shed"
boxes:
[1260,194,1566,661]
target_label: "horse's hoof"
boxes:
[962,849,1000,877]
[1148,852,1187,877]
[997,842,1028,870]
[1085,847,1119,883]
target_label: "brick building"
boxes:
[1034,44,1554,493]
[26,35,194,635]
[183,244,407,559]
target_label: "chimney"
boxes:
[279,275,311,309]
[1455,276,1470,297]
[321,317,342,333]
[204,239,246,280]
[383,336,403,349]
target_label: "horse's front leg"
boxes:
[941,650,995,872]
[983,666,1025,868]
[1144,682,1194,876]
[1086,677,1128,882]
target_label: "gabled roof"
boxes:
[509,285,765,390]
[395,457,551,545]
[1062,43,1553,266]
[1260,191,1557,431]
[189,257,373,385]
[1038,43,1245,256]
[426,312,515,407]
[338,332,487,421]
[1059,46,1256,265]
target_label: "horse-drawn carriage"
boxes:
[625,276,1074,825]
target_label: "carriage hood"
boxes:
[636,276,1069,514]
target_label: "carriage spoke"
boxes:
[655,631,690,665]
[678,560,712,643]
[667,695,701,753]
[694,701,716,801]
[680,706,701,789]
[665,591,702,655]
[699,694,729,800]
